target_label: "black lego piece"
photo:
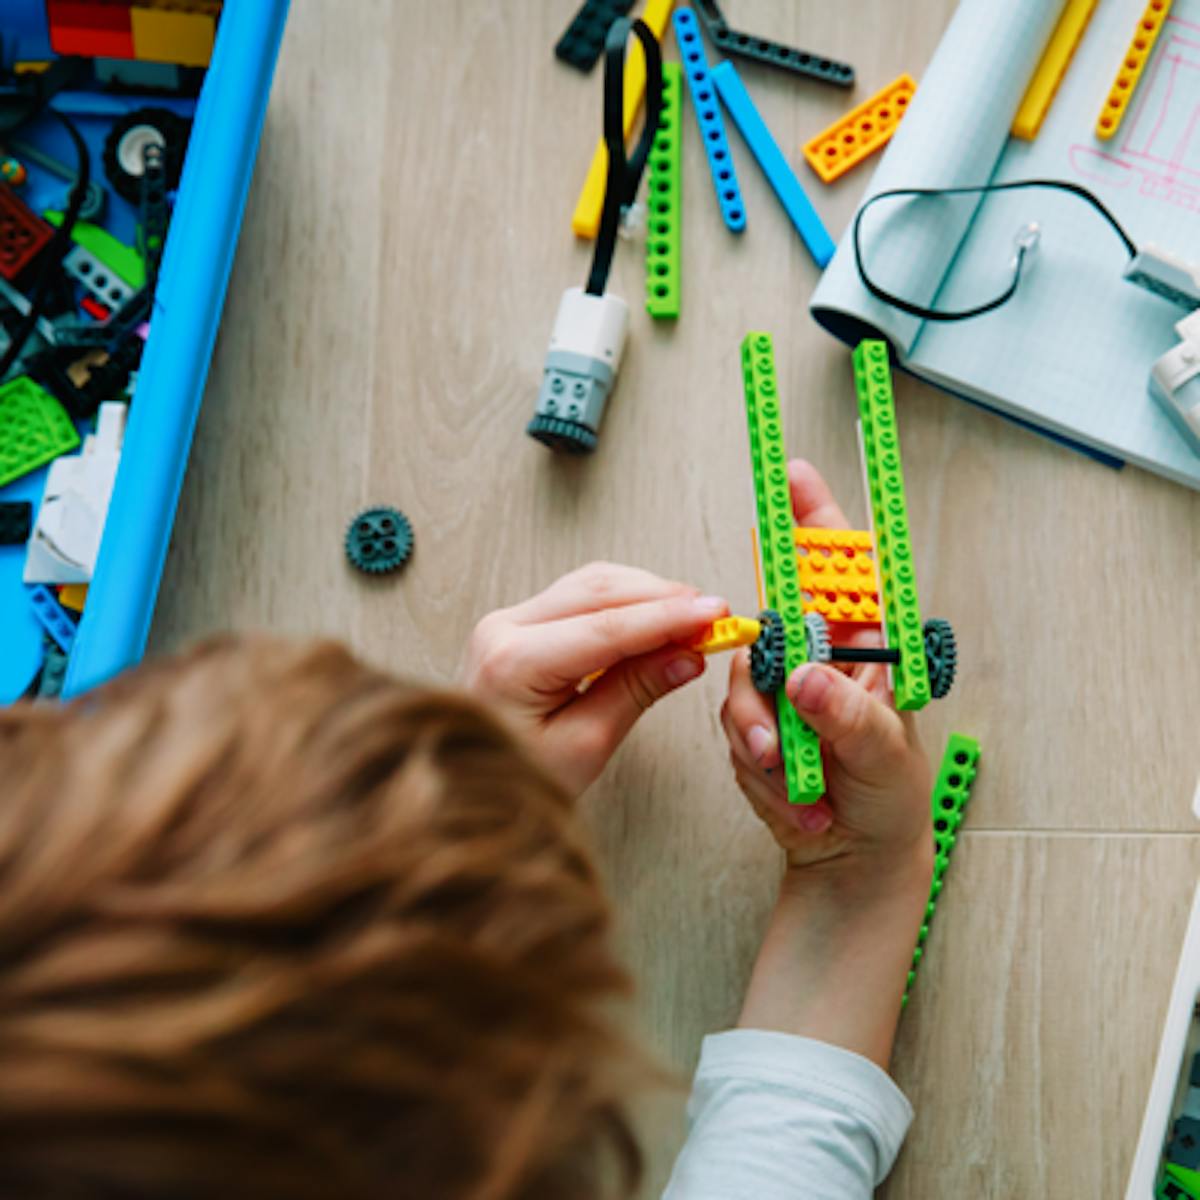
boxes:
[1189,1050,1200,1089]
[1168,1116,1200,1171]
[26,335,142,422]
[555,0,636,72]
[101,107,190,205]
[693,0,855,88]
[0,500,32,545]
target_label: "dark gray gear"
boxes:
[526,414,598,454]
[804,611,832,664]
[923,618,957,700]
[750,608,787,694]
[345,506,413,575]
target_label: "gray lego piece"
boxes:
[63,245,136,311]
[533,349,615,434]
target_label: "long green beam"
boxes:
[646,62,682,320]
[741,332,824,804]
[852,339,931,710]
[903,732,981,1005]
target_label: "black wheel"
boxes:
[924,618,957,700]
[102,108,190,204]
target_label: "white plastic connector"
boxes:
[1125,244,1200,309]
[1149,309,1200,456]
[528,288,630,453]
[24,402,127,585]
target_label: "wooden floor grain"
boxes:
[151,2,1200,1194]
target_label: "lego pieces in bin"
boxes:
[0,375,80,490]
[0,501,33,546]
[802,75,916,184]
[673,8,745,233]
[24,402,126,586]
[36,641,69,700]
[555,0,635,72]
[693,0,854,88]
[25,338,140,422]
[646,63,682,319]
[0,181,54,282]
[8,137,106,222]
[63,244,137,311]
[711,62,834,267]
[1169,1117,1200,1171]
[130,1,220,68]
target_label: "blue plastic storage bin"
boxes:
[0,0,290,701]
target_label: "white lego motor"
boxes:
[528,287,629,454]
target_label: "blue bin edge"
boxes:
[63,0,291,698]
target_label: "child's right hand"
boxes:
[720,460,933,873]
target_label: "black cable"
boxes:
[852,179,1138,323]
[0,107,90,379]
[585,17,663,297]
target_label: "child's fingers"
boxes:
[724,650,782,770]
[505,562,696,626]
[789,459,852,529]
[573,645,707,761]
[509,593,729,686]
[785,664,908,778]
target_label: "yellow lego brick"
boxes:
[131,2,218,67]
[691,616,762,655]
[1096,0,1172,141]
[795,527,881,624]
[57,584,88,612]
[802,75,916,185]
[14,62,52,75]
[1012,0,1097,139]
[571,0,676,240]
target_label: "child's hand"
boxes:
[464,562,728,798]
[720,460,932,873]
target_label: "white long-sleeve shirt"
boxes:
[662,1030,913,1199]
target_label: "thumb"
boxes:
[578,645,706,748]
[785,663,907,778]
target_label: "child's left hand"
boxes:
[463,561,728,798]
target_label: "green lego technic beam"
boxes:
[646,62,682,320]
[903,732,980,1006]
[741,332,824,804]
[1165,1163,1200,1199]
[852,339,931,711]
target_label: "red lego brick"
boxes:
[0,183,54,282]
[47,1,133,31]
[46,0,136,58]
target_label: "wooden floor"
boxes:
[152,2,1200,1195]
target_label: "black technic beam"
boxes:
[694,0,854,88]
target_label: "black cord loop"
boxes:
[852,179,1137,323]
[585,18,664,297]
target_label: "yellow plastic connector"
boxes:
[691,615,762,655]
[1012,0,1097,139]
[571,0,676,239]
[802,74,916,185]
[1096,0,1173,141]
[795,527,881,624]
[57,584,88,612]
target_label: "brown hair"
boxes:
[0,636,644,1200]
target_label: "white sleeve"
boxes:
[661,1029,913,1200]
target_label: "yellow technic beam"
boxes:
[571,0,676,239]
[1096,0,1173,141]
[1012,0,1097,140]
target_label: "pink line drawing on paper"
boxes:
[1070,18,1200,212]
